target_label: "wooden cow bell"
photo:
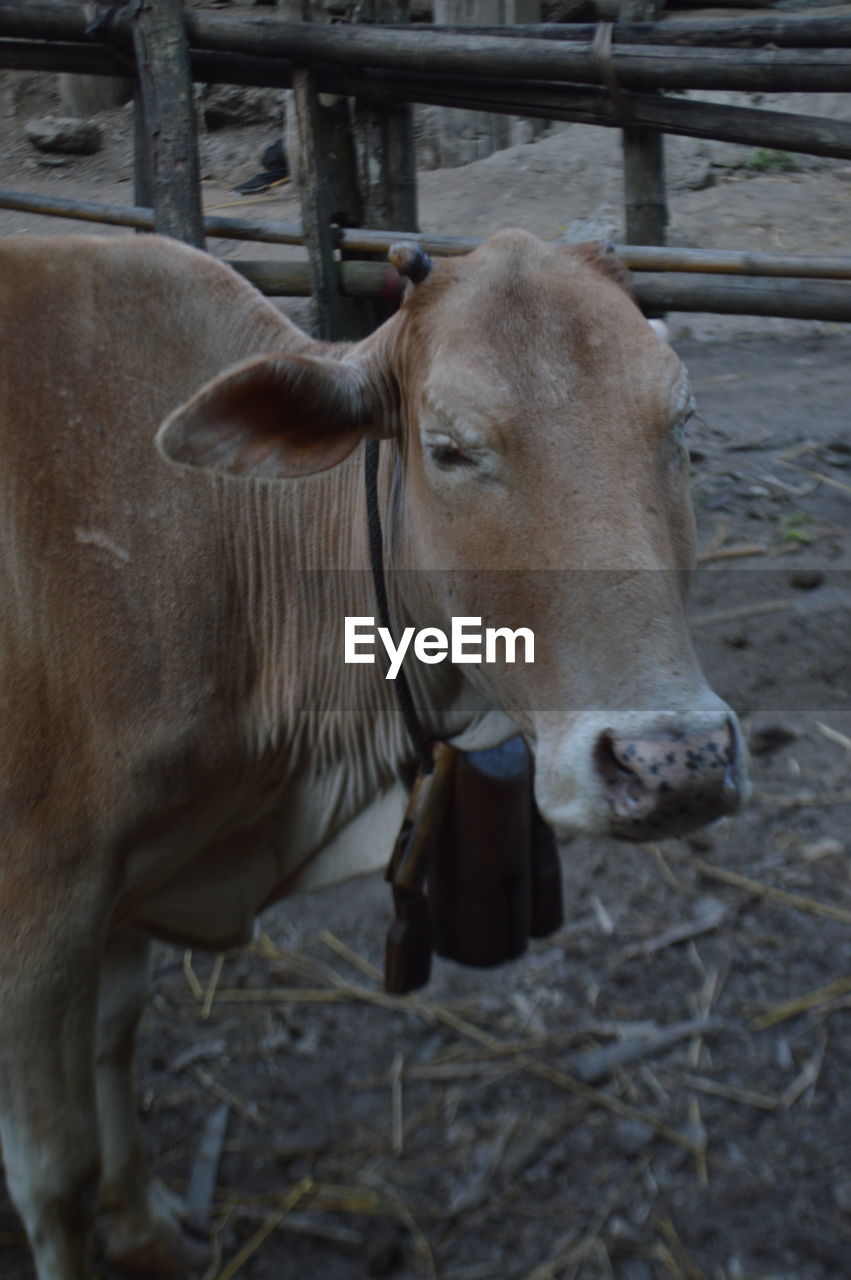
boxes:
[385,737,564,994]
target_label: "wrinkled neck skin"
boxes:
[215,330,512,854]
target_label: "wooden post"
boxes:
[285,2,367,340]
[351,0,418,333]
[292,66,364,341]
[619,0,668,250]
[0,71,17,141]
[352,0,417,232]
[354,100,417,230]
[133,80,153,212]
[278,0,364,224]
[131,0,204,247]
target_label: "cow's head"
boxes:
[158,229,748,840]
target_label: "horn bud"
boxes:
[388,241,433,285]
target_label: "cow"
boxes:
[0,228,748,1280]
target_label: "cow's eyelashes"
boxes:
[681,393,697,426]
[672,394,697,445]
[428,443,475,469]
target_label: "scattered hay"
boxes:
[693,859,851,926]
[753,975,851,1031]
[138,742,851,1280]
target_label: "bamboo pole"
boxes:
[1,182,848,316]
[0,40,123,76]
[6,3,851,50]
[3,189,851,284]
[0,38,294,88]
[347,71,851,160]
[116,27,851,95]
[621,246,851,281]
[633,273,851,320]
[401,14,851,49]
[4,36,851,161]
[233,260,851,320]
[230,259,387,298]
[6,5,851,94]
[144,30,851,96]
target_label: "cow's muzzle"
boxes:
[594,720,742,840]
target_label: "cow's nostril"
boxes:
[594,720,742,840]
[594,731,646,812]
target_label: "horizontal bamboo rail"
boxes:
[232,261,851,320]
[165,21,851,95]
[343,69,851,159]
[406,13,851,49]
[3,188,851,284]
[0,38,294,89]
[232,259,384,298]
[6,2,851,49]
[635,274,851,320]
[4,39,851,161]
[5,4,851,94]
[0,187,477,252]
[623,245,851,282]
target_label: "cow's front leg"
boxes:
[96,928,211,1275]
[0,922,102,1280]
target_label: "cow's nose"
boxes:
[594,721,742,840]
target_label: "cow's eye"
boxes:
[429,443,475,469]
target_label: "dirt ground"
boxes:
[1,71,850,1280]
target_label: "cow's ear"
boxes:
[157,353,388,480]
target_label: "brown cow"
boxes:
[0,230,747,1280]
